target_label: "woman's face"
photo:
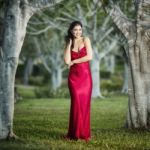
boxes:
[71,25,82,39]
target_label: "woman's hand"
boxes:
[69,38,72,47]
[67,61,74,68]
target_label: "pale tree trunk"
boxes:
[48,48,63,91]
[101,0,150,129]
[104,55,115,74]
[23,57,33,85]
[121,61,128,93]
[89,13,115,98]
[91,41,117,98]
[0,0,31,139]
[0,0,62,139]
[49,51,63,91]
[90,11,104,98]
[91,47,103,98]
[51,67,63,91]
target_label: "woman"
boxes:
[63,21,93,142]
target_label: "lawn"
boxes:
[0,94,150,150]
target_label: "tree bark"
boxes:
[0,0,62,139]
[102,0,150,129]
[0,0,32,139]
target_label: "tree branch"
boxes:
[27,25,53,35]
[137,0,150,28]
[101,1,134,39]
[29,0,63,13]
[99,40,117,59]
[33,37,51,73]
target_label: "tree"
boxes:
[0,0,63,140]
[26,9,68,90]
[20,35,38,85]
[101,0,150,129]
[33,32,66,91]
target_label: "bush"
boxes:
[29,76,44,86]
[101,74,123,92]
[34,85,70,98]
[100,70,111,78]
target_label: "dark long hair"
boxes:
[65,20,82,50]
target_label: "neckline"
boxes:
[71,46,86,53]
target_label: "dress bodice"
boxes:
[70,46,90,71]
[71,46,87,60]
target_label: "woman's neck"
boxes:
[74,36,83,41]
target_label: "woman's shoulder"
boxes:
[83,36,91,43]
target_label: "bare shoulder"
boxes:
[83,36,91,43]
[83,36,93,53]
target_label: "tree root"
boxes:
[6,132,19,141]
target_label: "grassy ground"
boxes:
[0,94,150,150]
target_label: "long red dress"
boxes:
[66,46,93,141]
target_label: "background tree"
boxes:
[101,0,150,129]
[33,32,66,91]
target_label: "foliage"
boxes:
[34,85,70,98]
[16,84,70,99]
[15,64,24,84]
[16,74,125,99]
[29,76,44,86]
[100,71,111,78]
[101,73,123,92]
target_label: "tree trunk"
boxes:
[51,67,62,91]
[0,0,62,139]
[121,61,128,93]
[126,1,150,129]
[103,0,150,129]
[23,58,33,85]
[91,47,103,98]
[104,55,115,74]
[0,58,18,139]
[0,0,32,139]
[127,28,150,129]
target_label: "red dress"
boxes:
[66,46,93,141]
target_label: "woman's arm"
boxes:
[63,40,72,65]
[72,37,93,64]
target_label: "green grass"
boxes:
[0,94,150,150]
[16,85,36,99]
